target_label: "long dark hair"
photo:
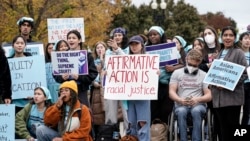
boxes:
[9,35,27,58]
[220,26,237,49]
[45,43,54,63]
[30,87,53,107]
[67,30,83,50]
[58,89,78,135]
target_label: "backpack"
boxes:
[77,104,96,140]
[95,123,120,141]
[150,119,168,141]
[120,135,138,141]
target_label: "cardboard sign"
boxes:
[0,104,15,141]
[104,54,159,100]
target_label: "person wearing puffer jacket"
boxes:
[36,80,93,141]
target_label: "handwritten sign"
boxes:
[145,42,179,66]
[3,42,44,57]
[8,56,47,99]
[104,54,159,100]
[47,18,85,43]
[0,104,15,141]
[46,63,60,103]
[51,50,88,75]
[203,59,245,91]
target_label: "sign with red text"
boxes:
[47,18,85,43]
[51,50,88,75]
[104,54,159,100]
[145,42,179,66]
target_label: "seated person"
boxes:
[36,80,93,141]
[169,49,212,141]
[15,86,52,141]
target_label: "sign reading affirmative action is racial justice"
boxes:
[203,59,245,91]
[145,42,179,67]
[47,18,85,43]
[51,50,88,75]
[0,104,15,141]
[8,56,47,99]
[3,42,44,57]
[104,54,159,100]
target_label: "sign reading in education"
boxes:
[104,54,159,100]
[145,42,179,66]
[45,63,60,103]
[8,56,47,99]
[51,50,88,75]
[3,42,44,57]
[203,59,245,91]
[0,104,15,141]
[47,18,85,43]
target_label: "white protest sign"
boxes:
[0,104,15,141]
[3,42,44,57]
[47,18,84,43]
[104,54,159,100]
[8,56,47,99]
[51,50,89,75]
[203,59,245,91]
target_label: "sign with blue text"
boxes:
[47,18,85,43]
[203,59,245,91]
[0,104,15,141]
[51,50,89,75]
[145,42,178,66]
[104,54,159,100]
[3,42,44,57]
[8,56,47,99]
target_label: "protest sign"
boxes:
[47,18,84,43]
[104,54,159,100]
[45,63,60,103]
[51,50,88,75]
[3,42,44,57]
[145,42,178,66]
[0,104,15,141]
[8,56,47,99]
[203,59,245,91]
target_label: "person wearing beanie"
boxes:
[15,86,53,141]
[146,26,184,129]
[17,16,34,42]
[36,80,93,141]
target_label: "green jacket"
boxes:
[15,103,33,139]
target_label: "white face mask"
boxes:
[186,65,198,74]
[204,34,215,45]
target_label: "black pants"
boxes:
[242,82,250,125]
[214,106,241,141]
[150,83,173,124]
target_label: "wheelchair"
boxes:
[168,106,215,141]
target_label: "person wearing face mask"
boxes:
[169,49,212,141]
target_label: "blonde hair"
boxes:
[187,49,203,62]
[92,41,107,60]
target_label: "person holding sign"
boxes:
[0,46,12,104]
[45,43,54,63]
[54,40,70,51]
[126,35,152,140]
[8,35,32,114]
[53,30,98,107]
[17,17,34,42]
[239,32,250,125]
[36,81,93,141]
[15,86,52,141]
[210,26,248,141]
[169,49,212,141]
[146,26,184,125]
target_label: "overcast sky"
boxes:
[131,0,249,33]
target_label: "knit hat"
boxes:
[174,35,187,47]
[59,80,78,94]
[113,27,126,35]
[148,26,164,37]
[129,35,144,45]
[39,86,52,100]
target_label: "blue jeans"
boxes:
[36,125,60,141]
[127,100,151,141]
[175,104,206,141]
